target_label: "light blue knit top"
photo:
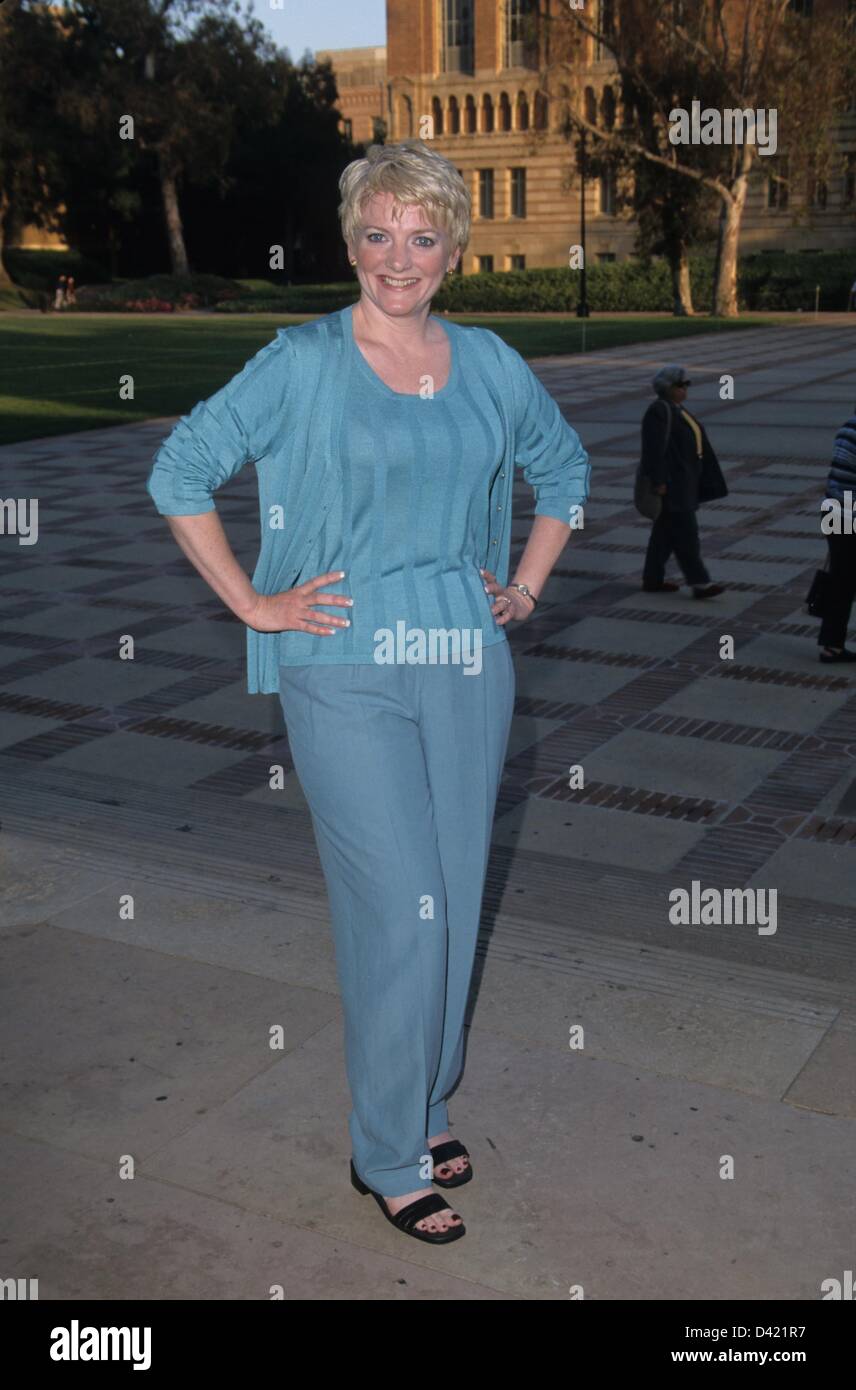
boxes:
[146,303,590,692]
[280,303,509,664]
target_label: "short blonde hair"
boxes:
[338,139,471,258]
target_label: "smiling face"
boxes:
[348,192,460,317]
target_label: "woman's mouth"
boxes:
[378,275,419,290]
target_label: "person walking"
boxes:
[640,364,728,598]
[146,139,590,1244]
[52,273,67,311]
[817,405,856,662]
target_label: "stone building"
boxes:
[322,0,856,273]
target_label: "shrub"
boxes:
[212,254,853,315]
[73,272,244,311]
[2,247,111,291]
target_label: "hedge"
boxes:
[7,249,852,314]
[73,273,244,311]
[429,252,854,314]
[211,252,854,314]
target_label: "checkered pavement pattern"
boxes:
[1,324,855,986]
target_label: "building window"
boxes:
[478,255,494,273]
[342,118,352,141]
[596,252,616,262]
[449,95,460,135]
[482,94,494,133]
[478,169,495,219]
[509,254,526,270]
[595,0,615,60]
[505,0,538,69]
[431,96,444,138]
[601,85,616,129]
[498,92,512,131]
[599,167,617,215]
[464,94,477,133]
[510,168,527,218]
[442,0,473,74]
[516,91,529,131]
[584,87,598,126]
[767,157,788,209]
[844,154,856,206]
[808,175,828,209]
[533,91,548,130]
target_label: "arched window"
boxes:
[533,91,548,130]
[601,85,616,129]
[498,92,512,132]
[464,94,477,133]
[516,90,529,131]
[482,93,494,133]
[431,95,444,138]
[584,86,598,126]
[449,95,460,135]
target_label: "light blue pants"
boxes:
[277,641,515,1196]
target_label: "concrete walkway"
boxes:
[1,322,854,1299]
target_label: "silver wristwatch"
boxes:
[509,582,537,608]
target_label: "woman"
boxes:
[640,364,727,597]
[146,140,590,1245]
[817,404,856,662]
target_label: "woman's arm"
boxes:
[162,512,259,623]
[482,516,573,623]
[146,331,292,517]
[512,515,574,597]
[162,511,352,635]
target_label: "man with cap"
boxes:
[640,364,727,598]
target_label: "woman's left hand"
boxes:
[480,568,536,626]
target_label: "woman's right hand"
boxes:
[245,570,353,635]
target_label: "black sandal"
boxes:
[820,646,856,663]
[349,1160,466,1243]
[430,1138,473,1189]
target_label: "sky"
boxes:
[247,0,387,60]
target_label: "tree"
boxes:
[57,0,277,275]
[621,76,720,315]
[0,0,70,298]
[545,0,854,316]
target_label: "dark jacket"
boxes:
[825,413,856,503]
[641,398,728,512]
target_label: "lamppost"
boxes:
[577,124,590,318]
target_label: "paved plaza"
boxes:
[1,321,855,1299]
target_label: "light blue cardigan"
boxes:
[146,304,591,694]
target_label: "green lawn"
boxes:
[0,311,786,446]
